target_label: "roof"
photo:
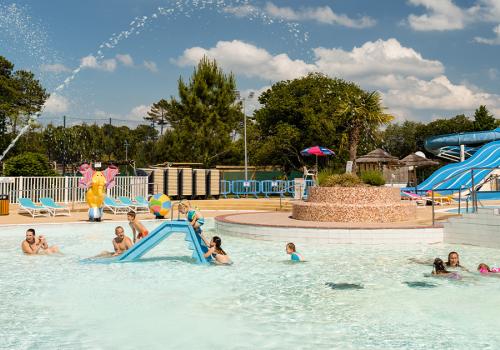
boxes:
[356,148,400,163]
[400,153,439,167]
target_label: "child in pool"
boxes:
[432,258,461,279]
[477,263,500,274]
[127,211,148,243]
[179,201,204,234]
[286,242,304,262]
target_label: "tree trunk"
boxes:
[348,126,361,173]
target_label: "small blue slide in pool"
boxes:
[112,220,212,264]
[417,140,500,192]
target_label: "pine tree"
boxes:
[473,105,498,131]
[158,56,242,166]
[144,99,169,135]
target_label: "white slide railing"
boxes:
[0,176,149,204]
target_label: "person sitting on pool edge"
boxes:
[179,200,204,234]
[112,226,133,256]
[127,211,148,243]
[197,232,231,265]
[21,228,59,255]
[286,242,304,262]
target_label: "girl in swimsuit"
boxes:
[477,263,500,274]
[179,201,204,234]
[432,258,461,279]
[198,233,231,265]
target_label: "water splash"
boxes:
[0,0,308,161]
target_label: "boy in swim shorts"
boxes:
[127,211,148,243]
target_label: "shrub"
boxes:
[322,173,363,187]
[360,170,385,186]
[3,152,57,176]
[317,168,343,186]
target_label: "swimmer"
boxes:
[198,232,231,265]
[127,211,148,243]
[477,263,500,274]
[179,201,204,234]
[446,251,468,271]
[432,258,461,279]
[111,226,133,256]
[286,242,304,262]
[21,228,59,255]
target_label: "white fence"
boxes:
[0,176,149,204]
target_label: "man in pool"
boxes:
[21,228,59,255]
[112,226,133,256]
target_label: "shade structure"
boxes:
[300,146,335,157]
[355,148,400,164]
[400,153,439,167]
[300,146,335,170]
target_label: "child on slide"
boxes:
[286,242,304,262]
[179,201,204,234]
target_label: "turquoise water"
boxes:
[2,220,500,349]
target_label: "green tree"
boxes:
[338,90,393,167]
[0,56,48,134]
[3,152,56,176]
[382,121,427,158]
[473,105,498,131]
[145,99,169,135]
[156,56,242,166]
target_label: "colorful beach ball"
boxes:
[148,194,171,218]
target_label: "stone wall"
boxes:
[292,186,416,223]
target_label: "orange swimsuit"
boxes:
[138,229,149,239]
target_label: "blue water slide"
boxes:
[417,140,500,191]
[94,220,212,264]
[425,127,500,156]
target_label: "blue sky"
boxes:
[1,0,500,126]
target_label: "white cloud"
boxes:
[488,68,499,80]
[474,24,500,45]
[407,0,465,31]
[116,53,134,66]
[80,55,117,72]
[129,104,151,119]
[43,93,69,114]
[143,60,158,72]
[174,38,500,121]
[264,3,376,28]
[224,2,375,28]
[173,40,315,81]
[40,63,70,73]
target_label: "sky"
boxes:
[1,0,500,127]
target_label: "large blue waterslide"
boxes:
[417,140,500,191]
[425,127,500,158]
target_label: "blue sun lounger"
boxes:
[39,197,71,216]
[18,198,50,218]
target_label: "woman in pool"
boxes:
[446,251,468,271]
[432,258,461,279]
[198,232,231,265]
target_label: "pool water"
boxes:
[2,220,500,349]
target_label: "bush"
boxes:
[317,168,343,186]
[3,152,57,176]
[360,170,385,186]
[322,173,363,187]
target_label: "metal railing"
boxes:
[429,166,500,226]
[0,176,148,204]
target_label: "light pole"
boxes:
[124,140,129,176]
[235,90,254,181]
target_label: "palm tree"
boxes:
[340,90,393,171]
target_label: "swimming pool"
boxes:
[2,220,500,349]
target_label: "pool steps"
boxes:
[444,208,500,248]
